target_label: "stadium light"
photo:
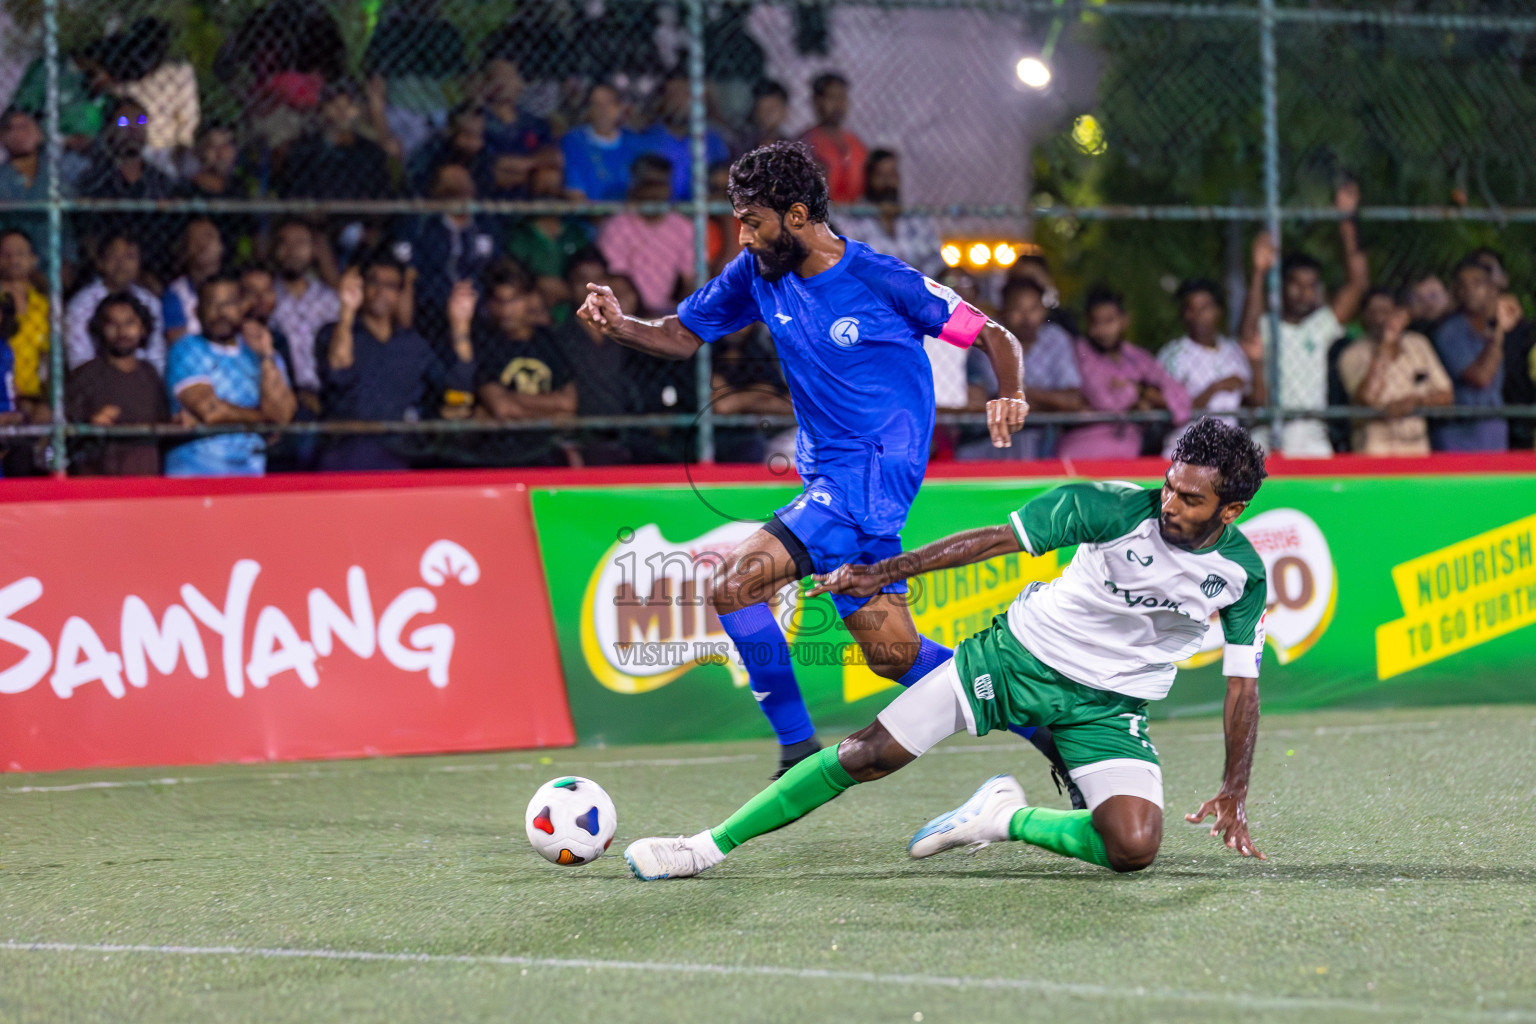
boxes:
[967,243,992,267]
[994,243,1018,267]
[941,244,962,268]
[1016,56,1052,90]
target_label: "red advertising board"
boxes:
[0,484,573,772]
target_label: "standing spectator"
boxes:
[1336,288,1453,456]
[65,291,169,476]
[269,219,341,400]
[10,46,111,173]
[396,163,497,345]
[0,108,77,269]
[64,233,166,373]
[799,73,868,204]
[164,273,297,478]
[0,292,20,473]
[281,82,394,201]
[76,98,178,270]
[0,230,50,421]
[163,217,226,344]
[638,72,730,201]
[1406,271,1453,338]
[1431,257,1517,452]
[317,259,474,470]
[408,103,494,197]
[506,153,596,313]
[835,149,942,277]
[732,80,790,158]
[177,123,254,256]
[1158,278,1267,455]
[961,277,1082,461]
[361,0,469,158]
[597,155,695,315]
[1239,183,1368,457]
[1057,288,1191,460]
[213,0,346,151]
[106,18,200,175]
[562,82,642,202]
[477,58,552,161]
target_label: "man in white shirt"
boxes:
[835,149,943,279]
[1160,278,1267,456]
[1239,183,1368,457]
[63,233,166,374]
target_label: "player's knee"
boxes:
[706,567,746,614]
[836,725,912,782]
[1104,823,1160,873]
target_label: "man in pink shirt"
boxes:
[597,154,695,314]
[1058,288,1191,460]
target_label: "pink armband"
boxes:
[937,302,987,348]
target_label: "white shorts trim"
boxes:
[1067,758,1164,811]
[876,661,969,757]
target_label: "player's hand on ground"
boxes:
[579,282,623,331]
[1186,791,1265,860]
[807,563,889,599]
[986,396,1028,447]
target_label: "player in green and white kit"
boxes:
[624,418,1270,879]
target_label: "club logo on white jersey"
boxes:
[774,312,793,324]
[829,316,861,347]
[1126,549,1154,567]
[972,673,995,701]
[1200,574,1228,598]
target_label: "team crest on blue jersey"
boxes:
[829,317,861,347]
[1200,574,1228,598]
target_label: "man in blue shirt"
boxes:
[165,273,297,477]
[579,141,1034,778]
[1432,257,1517,452]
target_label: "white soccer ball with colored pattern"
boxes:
[525,776,617,865]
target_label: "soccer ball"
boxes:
[524,776,617,866]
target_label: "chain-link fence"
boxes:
[0,0,1532,477]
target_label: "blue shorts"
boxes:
[768,483,907,620]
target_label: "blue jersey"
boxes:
[678,238,966,535]
[164,335,286,477]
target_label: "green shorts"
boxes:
[951,614,1160,772]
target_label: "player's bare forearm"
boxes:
[976,322,1024,398]
[607,315,704,361]
[1220,675,1261,797]
[809,526,1020,598]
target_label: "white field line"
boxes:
[3,720,1457,794]
[0,940,1530,1021]
[2,754,764,795]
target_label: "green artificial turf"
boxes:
[2,705,1534,1023]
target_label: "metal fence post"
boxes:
[687,0,715,464]
[43,0,67,477]
[1259,0,1284,447]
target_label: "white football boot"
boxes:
[624,831,725,880]
[908,774,1027,859]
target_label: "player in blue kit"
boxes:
[579,142,1074,790]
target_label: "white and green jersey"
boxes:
[1004,481,1267,701]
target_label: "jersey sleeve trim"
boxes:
[1221,610,1266,678]
[1009,509,1035,555]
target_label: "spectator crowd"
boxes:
[0,8,1532,477]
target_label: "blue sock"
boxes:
[896,636,953,687]
[719,605,815,745]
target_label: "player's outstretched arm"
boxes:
[577,282,704,361]
[1186,675,1265,860]
[973,322,1029,447]
[807,525,1021,599]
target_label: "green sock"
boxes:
[710,747,858,853]
[1008,806,1112,868]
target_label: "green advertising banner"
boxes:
[530,475,1536,747]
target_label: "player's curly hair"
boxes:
[727,141,830,223]
[1171,417,1268,505]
